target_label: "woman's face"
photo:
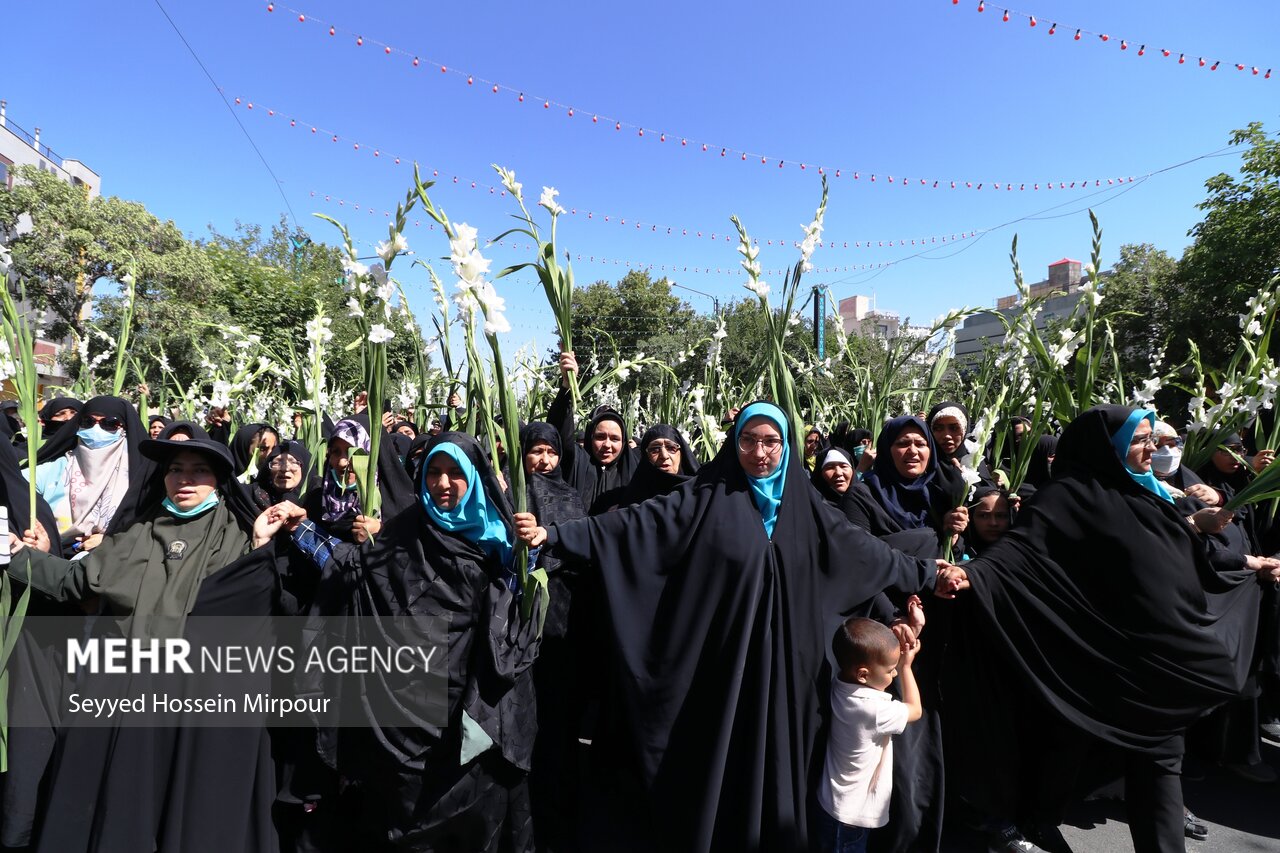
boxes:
[396,424,417,439]
[250,429,278,462]
[164,450,219,510]
[1212,439,1245,474]
[523,441,560,475]
[890,427,931,479]
[424,454,469,510]
[804,431,822,457]
[645,436,682,474]
[822,461,854,494]
[736,416,785,478]
[971,493,1011,544]
[149,419,166,439]
[327,438,356,484]
[1126,419,1155,473]
[931,416,965,456]
[590,419,624,465]
[269,452,304,491]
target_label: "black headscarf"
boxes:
[566,407,640,514]
[617,424,700,507]
[862,416,953,531]
[926,400,970,461]
[229,422,278,477]
[959,404,1263,755]
[538,402,939,852]
[157,420,199,440]
[35,395,153,535]
[38,397,83,440]
[136,425,263,533]
[520,421,586,639]
[252,439,317,508]
[1024,434,1059,488]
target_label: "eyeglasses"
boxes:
[1222,443,1245,454]
[80,414,124,432]
[1129,435,1159,448]
[268,458,302,472]
[738,433,785,454]
[646,440,681,457]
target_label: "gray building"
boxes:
[0,100,101,382]
[954,258,1087,359]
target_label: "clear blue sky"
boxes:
[6,0,1279,357]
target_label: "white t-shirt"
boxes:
[818,680,910,828]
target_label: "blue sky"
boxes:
[6,0,1279,358]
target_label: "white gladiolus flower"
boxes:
[1132,377,1162,405]
[539,186,565,216]
[1218,381,1237,399]
[346,297,364,318]
[158,353,172,372]
[484,313,512,335]
[209,380,232,410]
[344,261,368,279]
[1247,319,1264,337]
[450,223,479,259]
[306,316,334,344]
[367,324,395,344]
[744,279,770,299]
[121,272,135,287]
[375,280,396,303]
[453,250,492,284]
[737,242,760,262]
[376,233,408,264]
[495,166,523,200]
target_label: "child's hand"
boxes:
[889,622,918,654]
[903,638,923,666]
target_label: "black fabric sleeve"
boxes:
[547,386,577,473]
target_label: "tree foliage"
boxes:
[1173,122,1280,364]
[0,165,214,342]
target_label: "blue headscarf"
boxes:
[735,402,790,539]
[419,442,514,566]
[1109,408,1174,504]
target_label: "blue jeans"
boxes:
[814,807,870,853]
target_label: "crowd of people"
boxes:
[0,349,1276,853]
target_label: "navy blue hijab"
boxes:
[862,416,939,531]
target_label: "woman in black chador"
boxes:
[278,431,543,852]
[6,426,290,853]
[514,402,964,853]
[950,405,1278,853]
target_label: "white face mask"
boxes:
[1152,445,1181,476]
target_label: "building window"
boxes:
[0,155,9,188]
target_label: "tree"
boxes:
[0,165,214,342]
[1099,243,1179,377]
[1173,122,1280,366]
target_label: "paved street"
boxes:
[942,737,1280,852]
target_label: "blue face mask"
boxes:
[163,491,220,519]
[77,425,124,450]
[852,445,866,459]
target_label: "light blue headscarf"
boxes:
[420,442,513,566]
[1110,408,1174,504]
[735,402,791,539]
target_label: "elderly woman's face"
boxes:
[736,416,784,478]
[645,436,682,474]
[269,452,304,491]
[891,427,931,479]
[931,416,965,456]
[1126,419,1156,473]
[164,449,219,510]
[523,441,560,475]
[822,461,854,494]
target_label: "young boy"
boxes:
[816,600,924,853]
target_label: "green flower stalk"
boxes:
[412,166,548,629]
[491,167,581,409]
[0,273,38,772]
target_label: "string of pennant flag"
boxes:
[260,3,1141,191]
[953,1,1272,80]
[225,91,986,250]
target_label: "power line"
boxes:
[151,0,298,226]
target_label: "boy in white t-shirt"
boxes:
[816,601,924,853]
